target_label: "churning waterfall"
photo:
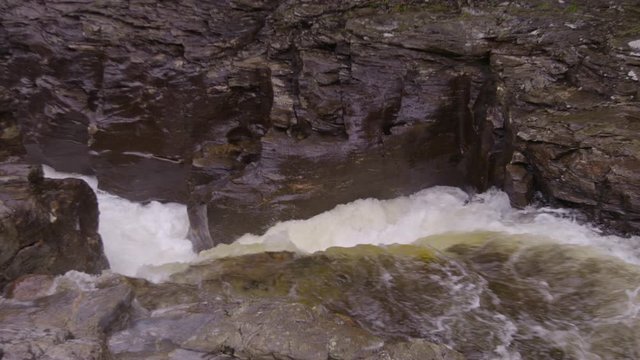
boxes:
[43,166,640,359]
[43,166,196,277]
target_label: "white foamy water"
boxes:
[43,166,640,280]
[201,186,640,266]
[43,166,196,277]
[42,167,640,359]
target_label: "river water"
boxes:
[43,166,640,359]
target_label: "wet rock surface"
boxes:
[1,2,639,358]
[0,273,130,360]
[0,250,463,360]
[0,163,108,290]
[3,235,638,359]
[5,0,640,247]
[515,106,640,232]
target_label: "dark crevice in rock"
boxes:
[11,240,42,261]
[289,44,312,140]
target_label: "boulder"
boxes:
[0,163,108,289]
[514,106,640,232]
[0,272,133,360]
[0,253,463,360]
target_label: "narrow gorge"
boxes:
[1,0,639,359]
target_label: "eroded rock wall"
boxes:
[2,0,639,247]
[0,22,108,287]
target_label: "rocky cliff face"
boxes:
[2,0,639,249]
[0,38,108,288]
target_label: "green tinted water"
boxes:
[170,232,640,359]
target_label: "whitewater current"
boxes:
[43,166,640,274]
[43,166,196,276]
[43,166,640,359]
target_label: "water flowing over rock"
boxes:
[2,2,640,358]
[0,264,463,360]
[3,0,639,248]
[3,235,638,359]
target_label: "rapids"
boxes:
[43,166,640,359]
[42,166,196,276]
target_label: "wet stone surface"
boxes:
[2,233,639,359]
[2,0,639,247]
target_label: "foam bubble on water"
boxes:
[493,315,521,360]
[42,166,196,277]
[623,287,640,322]
[47,270,99,294]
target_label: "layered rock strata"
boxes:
[1,0,638,248]
[1,45,108,288]
[0,250,463,360]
